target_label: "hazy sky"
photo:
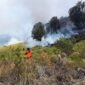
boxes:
[0,0,84,35]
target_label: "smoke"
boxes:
[41,25,78,46]
[0,0,84,47]
[0,0,82,34]
[22,0,80,23]
[0,0,34,35]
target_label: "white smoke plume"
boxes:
[0,0,85,47]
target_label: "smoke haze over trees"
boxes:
[0,0,85,47]
[69,1,85,29]
[32,1,85,42]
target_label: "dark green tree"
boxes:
[69,1,85,29]
[49,16,60,33]
[32,22,45,41]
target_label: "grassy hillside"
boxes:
[0,40,85,85]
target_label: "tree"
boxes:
[69,1,85,29]
[48,16,60,33]
[32,22,45,41]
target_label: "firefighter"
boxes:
[25,48,32,59]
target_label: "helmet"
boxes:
[27,48,30,51]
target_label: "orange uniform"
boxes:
[25,50,32,59]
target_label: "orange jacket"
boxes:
[25,51,32,59]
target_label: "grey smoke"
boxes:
[0,0,83,34]
[0,0,85,47]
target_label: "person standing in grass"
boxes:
[25,48,32,59]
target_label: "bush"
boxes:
[73,40,85,57]
[67,40,85,68]
[55,39,73,55]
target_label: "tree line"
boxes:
[32,1,85,41]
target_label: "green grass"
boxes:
[0,40,84,85]
[0,43,25,64]
[67,40,85,68]
[0,40,85,68]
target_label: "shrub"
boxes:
[55,39,73,55]
[73,40,85,57]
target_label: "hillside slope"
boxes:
[0,40,85,85]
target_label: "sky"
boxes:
[0,0,84,36]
